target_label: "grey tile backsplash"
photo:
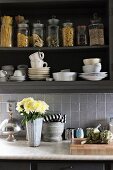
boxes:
[0,93,113,130]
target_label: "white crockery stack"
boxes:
[79,58,108,81]
[28,52,50,80]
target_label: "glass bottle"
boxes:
[77,25,87,46]
[109,117,113,134]
[47,16,59,47]
[88,13,105,46]
[32,21,44,47]
[62,21,74,47]
[1,16,13,47]
[17,23,29,47]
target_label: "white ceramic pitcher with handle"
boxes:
[29,52,44,61]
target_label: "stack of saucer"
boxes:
[28,67,50,80]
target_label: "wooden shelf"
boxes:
[0,80,113,93]
[0,46,109,51]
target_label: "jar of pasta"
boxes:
[1,16,13,47]
[62,21,74,47]
[17,23,29,47]
[32,21,44,47]
[47,16,59,47]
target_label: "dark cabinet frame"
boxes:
[0,0,112,93]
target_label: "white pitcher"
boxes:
[29,52,44,61]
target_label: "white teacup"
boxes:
[29,52,44,61]
[0,70,7,78]
[13,70,23,77]
[31,60,48,68]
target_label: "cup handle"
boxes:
[43,62,48,67]
[40,52,44,60]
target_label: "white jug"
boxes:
[29,52,44,61]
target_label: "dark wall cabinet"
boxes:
[0,160,113,170]
[0,161,31,170]
[0,0,113,93]
[37,161,105,170]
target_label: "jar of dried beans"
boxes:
[32,21,44,47]
[1,16,13,47]
[47,16,59,47]
[17,23,29,47]
[62,21,74,47]
[88,13,105,46]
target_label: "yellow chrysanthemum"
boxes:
[16,97,49,122]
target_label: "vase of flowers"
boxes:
[16,97,49,147]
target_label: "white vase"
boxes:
[42,122,64,142]
[26,118,43,147]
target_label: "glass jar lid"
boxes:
[18,23,29,28]
[33,23,44,28]
[48,16,59,25]
[63,22,73,27]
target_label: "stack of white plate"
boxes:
[79,72,108,81]
[28,67,50,80]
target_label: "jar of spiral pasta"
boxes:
[32,21,44,47]
[1,16,13,47]
[17,23,29,47]
[62,21,74,47]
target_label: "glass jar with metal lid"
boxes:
[88,13,105,46]
[47,16,59,47]
[32,21,44,47]
[62,21,74,47]
[17,23,29,47]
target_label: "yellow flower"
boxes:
[34,100,49,114]
[16,97,49,122]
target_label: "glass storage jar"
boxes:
[77,25,87,46]
[1,16,13,47]
[88,13,105,46]
[62,21,74,47]
[47,16,59,47]
[17,23,29,47]
[32,21,44,47]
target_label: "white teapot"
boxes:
[29,52,44,61]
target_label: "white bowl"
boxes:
[53,72,77,81]
[83,63,101,73]
[83,58,101,65]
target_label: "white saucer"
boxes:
[79,74,107,81]
[80,72,107,76]
[10,75,25,82]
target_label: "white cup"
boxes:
[31,60,48,68]
[0,70,7,77]
[29,52,44,61]
[13,70,23,77]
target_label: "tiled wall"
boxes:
[0,93,113,131]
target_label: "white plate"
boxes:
[80,72,107,76]
[10,76,25,81]
[29,77,46,80]
[28,71,50,75]
[28,67,50,71]
[79,74,107,81]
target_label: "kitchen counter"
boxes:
[0,139,113,160]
